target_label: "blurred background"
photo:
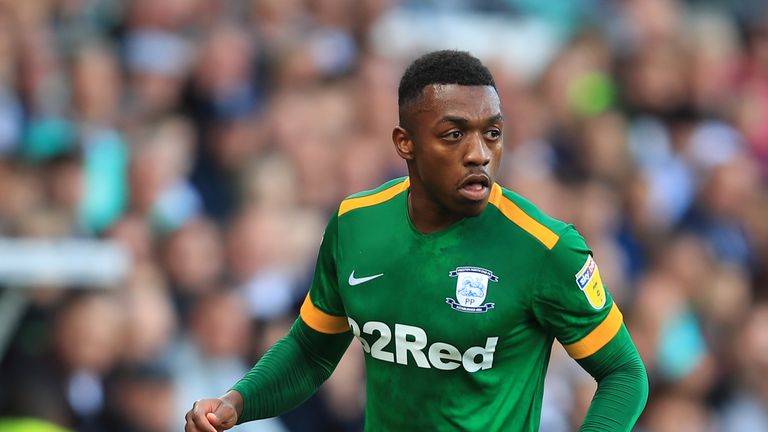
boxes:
[0,0,767,431]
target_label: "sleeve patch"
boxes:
[575,255,606,309]
[562,303,623,359]
[299,294,349,334]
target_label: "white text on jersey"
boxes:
[347,318,498,373]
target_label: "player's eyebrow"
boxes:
[487,113,504,124]
[436,114,504,126]
[436,115,470,126]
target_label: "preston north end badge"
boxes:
[446,266,498,313]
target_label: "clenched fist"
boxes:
[185,390,243,432]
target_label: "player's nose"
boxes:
[464,132,491,166]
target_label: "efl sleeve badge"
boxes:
[574,255,606,310]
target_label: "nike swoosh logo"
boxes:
[348,270,384,286]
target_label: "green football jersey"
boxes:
[299,177,624,431]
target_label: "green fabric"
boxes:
[577,325,649,431]
[232,319,352,423]
[532,227,615,347]
[295,177,645,431]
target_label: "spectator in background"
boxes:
[160,217,225,315]
[186,22,266,222]
[1,292,126,432]
[127,116,201,233]
[27,38,128,237]
[121,265,177,365]
[103,362,176,432]
[718,303,768,431]
[52,293,126,432]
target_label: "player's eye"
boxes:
[443,130,463,141]
[484,129,501,141]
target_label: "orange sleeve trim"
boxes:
[488,184,560,250]
[562,303,623,359]
[338,178,410,216]
[299,294,349,334]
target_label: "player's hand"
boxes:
[185,391,241,432]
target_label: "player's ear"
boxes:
[393,126,414,161]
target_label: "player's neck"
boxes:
[407,191,463,235]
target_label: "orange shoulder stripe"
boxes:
[488,184,560,250]
[338,178,410,216]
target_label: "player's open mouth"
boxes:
[458,174,490,201]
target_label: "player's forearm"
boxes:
[231,317,352,423]
[577,325,649,432]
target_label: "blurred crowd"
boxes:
[0,0,767,431]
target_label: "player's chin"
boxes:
[454,198,489,218]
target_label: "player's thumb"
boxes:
[207,406,236,429]
[206,412,221,427]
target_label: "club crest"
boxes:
[446,267,498,313]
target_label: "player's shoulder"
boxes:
[336,176,410,218]
[488,184,580,251]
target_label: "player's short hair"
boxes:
[397,50,496,124]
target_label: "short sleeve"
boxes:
[299,212,349,334]
[531,227,624,359]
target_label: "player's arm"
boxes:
[532,227,648,432]
[185,316,352,431]
[186,213,351,431]
[232,314,353,422]
[574,323,648,432]
[184,316,350,431]
[234,209,352,423]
